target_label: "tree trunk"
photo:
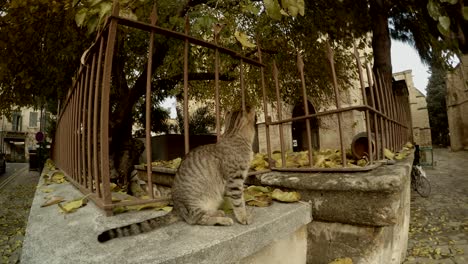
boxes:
[370,0,392,85]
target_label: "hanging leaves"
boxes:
[234,31,256,48]
[264,0,282,20]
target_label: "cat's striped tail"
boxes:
[97,212,180,243]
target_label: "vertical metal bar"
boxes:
[376,71,390,153]
[365,64,380,160]
[380,73,392,151]
[297,53,314,166]
[240,59,246,112]
[81,65,90,188]
[145,4,158,199]
[214,30,220,141]
[87,54,96,192]
[326,42,346,167]
[183,15,190,154]
[77,69,84,185]
[100,3,119,212]
[257,40,272,167]
[353,45,373,164]
[372,71,386,158]
[273,61,285,168]
[72,78,78,181]
[384,76,397,151]
[94,37,105,198]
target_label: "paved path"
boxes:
[403,148,468,264]
[0,163,39,264]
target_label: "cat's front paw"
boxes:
[234,210,251,225]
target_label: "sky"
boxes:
[391,40,430,95]
[162,40,431,117]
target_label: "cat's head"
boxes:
[224,106,256,137]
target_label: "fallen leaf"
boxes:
[58,197,88,213]
[41,196,65,207]
[384,148,395,160]
[246,195,272,207]
[50,172,66,184]
[328,257,353,264]
[126,201,169,211]
[271,189,301,202]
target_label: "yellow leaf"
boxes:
[234,31,256,48]
[161,206,173,212]
[395,152,406,160]
[246,195,272,207]
[113,206,127,214]
[59,197,88,213]
[271,189,301,202]
[328,257,353,264]
[51,172,66,184]
[357,159,367,167]
[384,148,395,160]
[246,185,272,193]
[126,201,169,211]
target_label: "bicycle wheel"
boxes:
[416,176,431,198]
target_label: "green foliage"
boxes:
[391,0,468,66]
[426,60,449,146]
[174,105,216,135]
[0,0,93,116]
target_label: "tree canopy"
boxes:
[426,60,449,146]
[0,0,93,117]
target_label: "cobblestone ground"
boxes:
[403,148,468,264]
[0,164,39,264]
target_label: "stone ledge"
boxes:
[21,173,312,264]
[251,160,411,193]
[246,155,413,227]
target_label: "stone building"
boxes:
[0,108,48,162]
[393,70,432,146]
[446,55,468,151]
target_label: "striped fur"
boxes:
[97,107,256,242]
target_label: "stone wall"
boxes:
[393,70,432,146]
[446,55,468,151]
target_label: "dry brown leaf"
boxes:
[41,196,65,207]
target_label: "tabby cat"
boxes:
[98,107,256,242]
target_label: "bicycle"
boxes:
[411,165,431,197]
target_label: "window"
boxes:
[29,112,38,127]
[12,112,22,131]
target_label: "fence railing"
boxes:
[52,1,411,215]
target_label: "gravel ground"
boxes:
[403,148,468,264]
[0,164,39,264]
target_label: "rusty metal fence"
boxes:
[52,1,411,215]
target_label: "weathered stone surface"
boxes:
[249,158,411,227]
[21,171,312,264]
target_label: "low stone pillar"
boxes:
[248,157,412,264]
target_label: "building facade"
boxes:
[393,70,432,147]
[446,55,468,151]
[0,108,48,162]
